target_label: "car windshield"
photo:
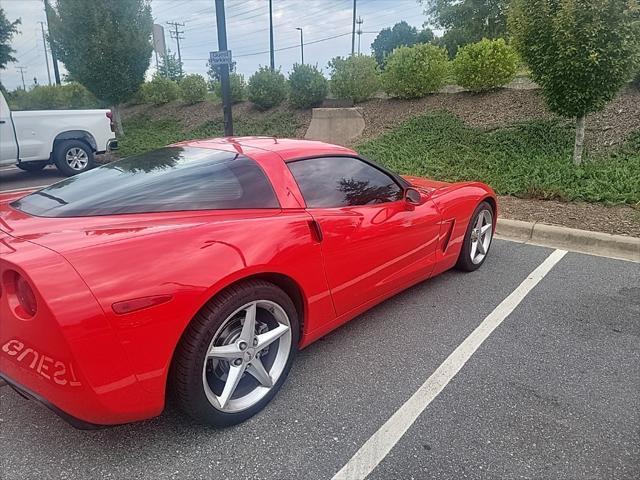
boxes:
[11,147,279,217]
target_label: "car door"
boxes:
[287,156,441,317]
[0,93,18,166]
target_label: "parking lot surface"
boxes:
[1,240,638,480]
[0,165,67,192]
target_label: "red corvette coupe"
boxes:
[0,137,496,428]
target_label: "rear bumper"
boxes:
[0,229,163,426]
[107,138,118,151]
[0,373,104,430]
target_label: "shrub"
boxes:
[382,44,449,98]
[287,63,328,108]
[212,72,246,103]
[453,38,519,92]
[328,55,380,102]
[142,75,180,105]
[247,67,287,109]
[633,70,640,90]
[180,74,208,104]
[7,83,100,110]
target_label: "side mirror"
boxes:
[404,187,422,206]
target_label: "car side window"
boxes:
[287,156,403,208]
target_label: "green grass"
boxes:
[357,112,640,204]
[117,110,302,157]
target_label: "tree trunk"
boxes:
[112,104,124,137]
[573,114,586,166]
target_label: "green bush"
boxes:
[179,74,208,104]
[142,75,180,105]
[633,70,640,89]
[288,63,328,108]
[382,44,449,98]
[247,67,288,109]
[357,112,640,204]
[453,38,520,92]
[328,55,380,103]
[212,72,246,103]
[7,83,100,110]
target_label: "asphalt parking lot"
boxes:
[0,165,67,193]
[1,239,638,480]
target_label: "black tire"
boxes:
[171,280,299,427]
[53,139,95,176]
[455,201,495,272]
[16,161,48,172]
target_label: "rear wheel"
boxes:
[456,201,494,272]
[54,139,95,176]
[17,161,48,172]
[171,280,299,426]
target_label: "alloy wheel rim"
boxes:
[470,209,493,264]
[202,300,292,413]
[65,147,89,170]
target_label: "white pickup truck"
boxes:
[0,91,117,176]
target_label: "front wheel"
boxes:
[54,139,95,176]
[456,201,494,272]
[171,280,299,426]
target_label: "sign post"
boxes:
[214,0,233,136]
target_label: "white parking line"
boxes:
[332,249,567,480]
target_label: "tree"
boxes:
[371,21,434,66]
[158,51,183,81]
[421,0,509,57]
[0,7,20,70]
[49,0,153,135]
[510,0,640,165]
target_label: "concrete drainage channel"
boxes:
[496,218,640,262]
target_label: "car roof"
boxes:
[175,136,357,161]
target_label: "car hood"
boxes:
[401,175,453,193]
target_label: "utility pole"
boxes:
[44,0,60,85]
[39,21,52,85]
[17,67,27,90]
[269,0,275,70]
[215,0,233,136]
[351,0,356,55]
[295,27,304,65]
[356,17,363,55]
[167,21,185,74]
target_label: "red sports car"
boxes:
[0,137,496,428]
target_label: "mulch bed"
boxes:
[498,196,639,238]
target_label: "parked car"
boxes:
[0,137,496,428]
[0,91,117,176]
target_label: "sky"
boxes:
[0,0,428,91]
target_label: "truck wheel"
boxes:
[54,139,95,176]
[17,161,48,172]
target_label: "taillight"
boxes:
[106,111,115,132]
[4,271,38,318]
[15,273,37,317]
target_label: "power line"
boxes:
[183,32,352,61]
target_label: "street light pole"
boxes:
[295,27,304,65]
[269,0,275,70]
[215,0,233,136]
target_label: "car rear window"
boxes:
[12,147,279,217]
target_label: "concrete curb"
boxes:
[495,218,640,263]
